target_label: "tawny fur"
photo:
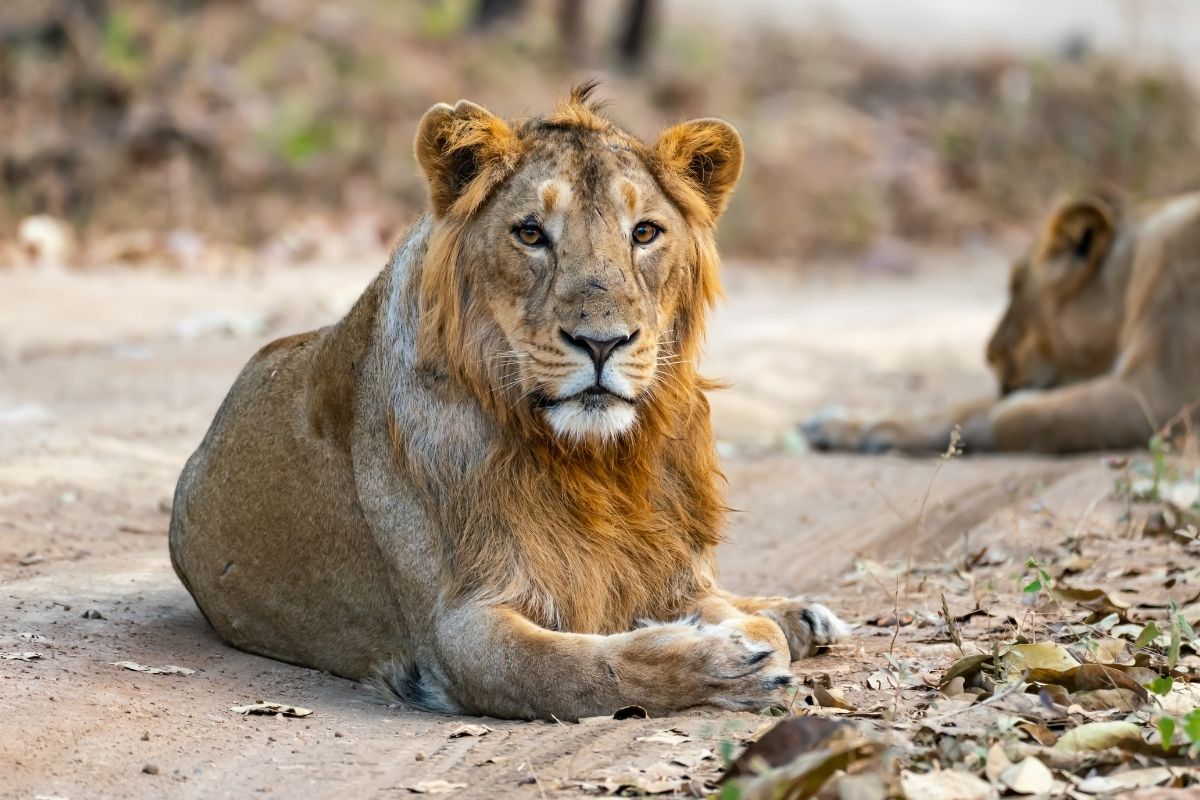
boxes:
[169,85,847,720]
[804,192,1200,454]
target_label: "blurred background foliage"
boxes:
[1,0,1198,268]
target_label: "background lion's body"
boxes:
[806,192,1200,454]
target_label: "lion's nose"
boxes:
[560,329,639,374]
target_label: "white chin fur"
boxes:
[545,400,637,442]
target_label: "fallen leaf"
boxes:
[1,651,42,661]
[721,717,855,782]
[984,742,1012,784]
[1002,643,1080,676]
[112,661,194,675]
[940,653,990,688]
[669,749,714,769]
[812,684,856,711]
[635,729,691,746]
[1049,584,1129,621]
[401,780,467,794]
[998,757,1054,795]
[901,768,997,800]
[229,701,313,718]
[447,724,492,738]
[1053,721,1143,753]
[1017,723,1057,746]
[1070,688,1144,712]
[722,717,884,799]
[1076,767,1180,794]
[1025,663,1148,698]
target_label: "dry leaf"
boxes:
[670,750,714,770]
[1053,721,1143,753]
[1002,643,1080,676]
[1025,663,1148,698]
[940,653,990,688]
[447,724,492,738]
[112,661,195,675]
[722,717,884,799]
[1075,767,1181,794]
[635,729,692,746]
[1,651,42,661]
[1048,584,1129,621]
[901,769,997,800]
[229,702,313,718]
[1070,688,1144,712]
[867,670,902,691]
[998,757,1054,795]
[401,780,468,794]
[984,742,1012,784]
[812,685,856,711]
[1017,723,1057,747]
[721,717,855,782]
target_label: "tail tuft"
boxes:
[365,658,459,715]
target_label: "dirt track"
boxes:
[0,252,1116,799]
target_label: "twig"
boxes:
[941,592,965,657]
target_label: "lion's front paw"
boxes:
[759,601,851,661]
[800,410,869,452]
[695,618,795,712]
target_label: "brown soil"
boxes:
[0,250,1120,799]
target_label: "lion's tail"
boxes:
[364,658,460,715]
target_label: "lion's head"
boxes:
[411,83,741,443]
[986,194,1124,395]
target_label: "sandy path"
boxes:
[0,253,1113,798]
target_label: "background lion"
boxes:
[169,85,847,721]
[803,192,1200,454]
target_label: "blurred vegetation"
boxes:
[1,0,1198,266]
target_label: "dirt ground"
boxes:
[0,248,1135,799]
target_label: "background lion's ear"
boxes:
[415,100,521,218]
[1037,196,1117,296]
[653,118,743,221]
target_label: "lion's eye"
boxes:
[515,224,548,247]
[632,222,660,245]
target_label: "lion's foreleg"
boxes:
[986,376,1158,452]
[804,397,996,454]
[413,603,796,719]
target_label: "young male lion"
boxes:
[803,192,1200,454]
[169,85,848,720]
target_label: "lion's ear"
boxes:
[415,100,521,218]
[653,118,743,221]
[1038,196,1117,296]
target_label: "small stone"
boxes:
[81,609,104,620]
[333,731,343,738]
[141,732,150,741]
[414,751,426,761]
[142,764,159,775]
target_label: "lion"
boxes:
[802,191,1200,454]
[169,85,848,721]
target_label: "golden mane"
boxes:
[400,85,730,632]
